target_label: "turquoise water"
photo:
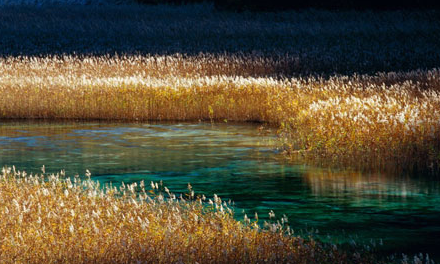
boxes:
[1,121,439,260]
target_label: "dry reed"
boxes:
[0,4,439,263]
[0,166,388,264]
[1,4,439,172]
[1,56,440,173]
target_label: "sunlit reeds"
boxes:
[0,3,439,172]
[1,56,440,173]
[0,3,439,262]
[0,166,387,264]
[279,70,440,173]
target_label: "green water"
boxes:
[1,121,439,260]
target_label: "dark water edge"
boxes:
[0,120,439,261]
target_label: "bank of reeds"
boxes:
[1,56,440,173]
[0,166,389,264]
[279,70,440,174]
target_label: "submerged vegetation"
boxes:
[0,166,393,264]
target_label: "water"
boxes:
[1,121,439,260]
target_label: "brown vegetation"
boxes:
[0,167,385,264]
[1,56,440,173]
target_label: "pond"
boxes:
[1,121,439,261]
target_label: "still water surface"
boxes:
[1,121,439,260]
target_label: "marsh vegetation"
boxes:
[0,1,439,263]
[1,56,440,173]
[1,3,439,171]
[2,167,433,264]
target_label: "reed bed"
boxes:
[279,70,440,173]
[1,3,439,172]
[0,166,392,264]
[1,56,440,173]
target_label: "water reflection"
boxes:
[304,169,439,199]
[0,121,278,177]
[0,121,439,260]
[302,169,440,258]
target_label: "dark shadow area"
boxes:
[136,0,440,11]
[0,4,439,75]
[213,0,440,11]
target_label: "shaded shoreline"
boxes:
[0,4,439,74]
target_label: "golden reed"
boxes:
[1,56,439,173]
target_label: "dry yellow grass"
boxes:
[0,166,384,264]
[279,71,440,173]
[1,56,440,173]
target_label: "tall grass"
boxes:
[0,166,391,264]
[0,3,439,262]
[1,56,440,173]
[1,4,439,171]
[279,70,440,173]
